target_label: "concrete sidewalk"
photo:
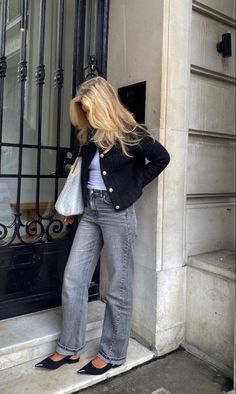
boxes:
[75,348,234,394]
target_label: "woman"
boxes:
[35,76,170,375]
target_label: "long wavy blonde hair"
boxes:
[69,76,154,157]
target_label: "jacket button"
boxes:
[102,171,107,175]
[109,188,113,192]
[115,205,120,210]
[100,153,104,158]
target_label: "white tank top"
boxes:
[87,148,107,190]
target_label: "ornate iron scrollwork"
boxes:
[0,56,7,78]
[0,211,70,247]
[54,68,64,88]
[35,64,45,85]
[17,60,27,82]
[84,54,100,80]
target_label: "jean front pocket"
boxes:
[102,192,113,206]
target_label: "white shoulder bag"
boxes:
[55,156,84,216]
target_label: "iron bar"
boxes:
[35,0,46,219]
[0,0,8,174]
[101,0,109,79]
[0,174,60,178]
[0,142,59,149]
[16,0,28,212]
[72,0,86,94]
[70,0,86,148]
[54,0,64,203]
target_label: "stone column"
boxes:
[153,0,192,354]
[102,0,192,355]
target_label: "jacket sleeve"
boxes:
[137,134,170,188]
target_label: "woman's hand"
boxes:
[63,216,74,225]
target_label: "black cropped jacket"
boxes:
[79,127,170,211]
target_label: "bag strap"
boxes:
[78,144,82,156]
[71,156,81,174]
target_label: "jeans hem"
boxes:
[55,341,87,356]
[97,351,126,365]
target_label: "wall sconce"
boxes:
[216,33,232,57]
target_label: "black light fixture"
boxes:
[216,33,232,57]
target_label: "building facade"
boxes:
[0,0,235,391]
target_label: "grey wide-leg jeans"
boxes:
[55,188,137,365]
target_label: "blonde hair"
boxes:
[69,76,154,157]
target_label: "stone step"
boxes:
[185,249,235,378]
[0,300,105,371]
[187,249,235,280]
[0,336,154,394]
